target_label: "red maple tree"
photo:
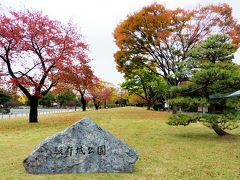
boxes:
[0,9,89,122]
[89,79,113,110]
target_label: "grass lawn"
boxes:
[0,107,240,179]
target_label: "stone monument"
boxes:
[23,117,138,174]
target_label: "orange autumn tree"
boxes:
[88,77,102,110]
[0,9,88,123]
[114,3,240,85]
[63,63,95,111]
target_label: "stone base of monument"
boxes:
[23,117,138,174]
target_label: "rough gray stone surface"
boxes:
[23,117,138,174]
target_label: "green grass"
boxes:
[0,107,240,179]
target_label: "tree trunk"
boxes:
[172,105,177,114]
[29,96,39,123]
[81,95,86,111]
[93,98,99,110]
[212,125,230,136]
[104,100,107,108]
[147,101,151,110]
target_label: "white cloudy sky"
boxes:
[1,0,240,85]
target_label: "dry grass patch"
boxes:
[0,107,239,179]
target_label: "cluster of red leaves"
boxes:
[0,9,89,98]
[88,78,113,107]
[62,63,95,97]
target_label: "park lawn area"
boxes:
[0,107,240,179]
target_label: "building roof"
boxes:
[209,90,240,99]
[225,90,240,98]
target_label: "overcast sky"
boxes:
[1,0,240,85]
